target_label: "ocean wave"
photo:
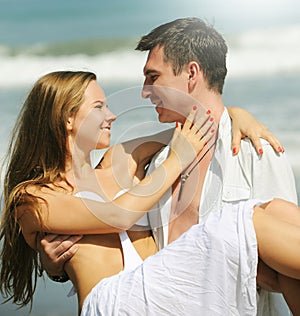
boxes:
[227,24,300,77]
[1,25,300,87]
[0,50,147,88]
[0,37,137,56]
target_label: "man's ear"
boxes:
[187,61,201,91]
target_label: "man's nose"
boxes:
[141,83,152,99]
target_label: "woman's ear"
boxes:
[66,115,74,132]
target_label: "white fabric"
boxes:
[147,108,298,316]
[132,213,149,227]
[118,231,143,272]
[81,200,258,316]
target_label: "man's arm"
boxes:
[37,234,83,281]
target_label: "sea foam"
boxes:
[1,24,300,88]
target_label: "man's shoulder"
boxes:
[238,137,292,170]
[240,137,272,155]
[230,138,277,171]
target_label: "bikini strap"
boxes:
[119,231,143,272]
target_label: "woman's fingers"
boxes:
[260,130,284,154]
[184,107,216,151]
[190,108,216,143]
[181,106,198,132]
[171,107,217,171]
[182,106,214,136]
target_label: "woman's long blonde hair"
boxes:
[0,71,97,308]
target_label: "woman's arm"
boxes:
[103,107,282,177]
[18,109,215,238]
[102,128,173,168]
[99,128,174,186]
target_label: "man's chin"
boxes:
[158,115,166,123]
[158,114,175,124]
[156,107,170,123]
[156,107,183,124]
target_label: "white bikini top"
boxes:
[75,191,144,271]
[68,190,144,297]
[76,190,149,227]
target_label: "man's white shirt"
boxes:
[147,108,298,316]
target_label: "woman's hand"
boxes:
[170,107,216,170]
[228,107,284,155]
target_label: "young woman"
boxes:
[1,71,299,315]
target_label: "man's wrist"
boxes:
[47,271,69,283]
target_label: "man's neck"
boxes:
[192,90,224,124]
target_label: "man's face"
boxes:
[142,46,192,124]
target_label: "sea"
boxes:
[0,0,299,315]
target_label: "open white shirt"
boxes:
[147,107,298,316]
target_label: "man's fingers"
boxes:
[57,245,79,263]
[62,234,83,244]
[39,233,61,243]
[39,234,83,257]
[54,236,83,257]
[37,234,60,252]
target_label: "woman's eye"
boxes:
[94,103,108,110]
[95,104,104,110]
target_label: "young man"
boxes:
[39,18,297,315]
[135,17,297,315]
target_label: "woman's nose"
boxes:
[106,108,116,122]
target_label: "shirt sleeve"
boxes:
[250,140,298,204]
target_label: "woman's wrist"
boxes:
[168,150,184,173]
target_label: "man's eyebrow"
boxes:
[144,69,159,76]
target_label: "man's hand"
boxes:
[37,233,83,279]
[228,107,284,155]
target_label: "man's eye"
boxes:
[151,75,158,82]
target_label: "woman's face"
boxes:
[71,80,116,151]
